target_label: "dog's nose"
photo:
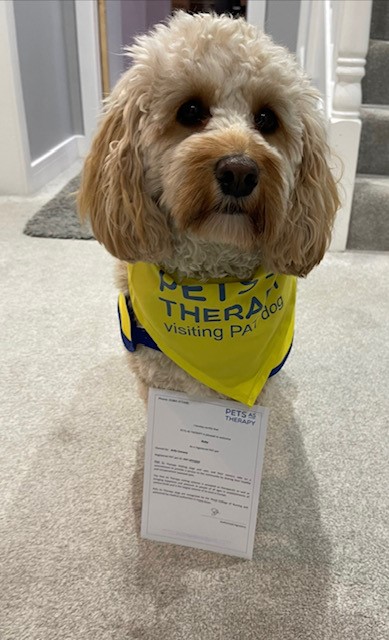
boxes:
[215,155,259,198]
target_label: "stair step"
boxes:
[362,40,389,105]
[348,175,389,251]
[357,107,389,176]
[370,0,389,41]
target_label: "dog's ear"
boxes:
[264,107,340,277]
[78,78,171,262]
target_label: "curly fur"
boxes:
[78,11,340,403]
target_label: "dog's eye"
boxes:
[176,99,210,127]
[254,108,278,134]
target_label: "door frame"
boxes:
[74,0,103,154]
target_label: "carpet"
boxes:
[23,175,94,240]
[1,191,388,639]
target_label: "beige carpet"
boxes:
[0,170,388,639]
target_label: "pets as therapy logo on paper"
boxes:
[224,409,257,425]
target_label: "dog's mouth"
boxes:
[217,202,248,216]
[154,190,249,218]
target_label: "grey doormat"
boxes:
[23,175,94,240]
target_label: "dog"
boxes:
[78,11,339,406]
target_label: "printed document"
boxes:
[141,389,268,559]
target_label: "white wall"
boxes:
[0,0,30,194]
[265,0,301,52]
[106,0,171,90]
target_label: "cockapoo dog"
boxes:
[78,11,339,406]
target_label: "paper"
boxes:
[141,389,268,559]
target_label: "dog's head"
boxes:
[78,11,339,276]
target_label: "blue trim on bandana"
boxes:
[268,341,293,377]
[118,296,161,353]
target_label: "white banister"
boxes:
[329,0,373,250]
[298,1,373,251]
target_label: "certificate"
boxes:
[141,389,268,559]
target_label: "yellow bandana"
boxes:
[120,262,296,406]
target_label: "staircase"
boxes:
[347,0,389,251]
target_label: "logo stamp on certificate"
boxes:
[141,389,269,559]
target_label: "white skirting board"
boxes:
[29,136,86,195]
